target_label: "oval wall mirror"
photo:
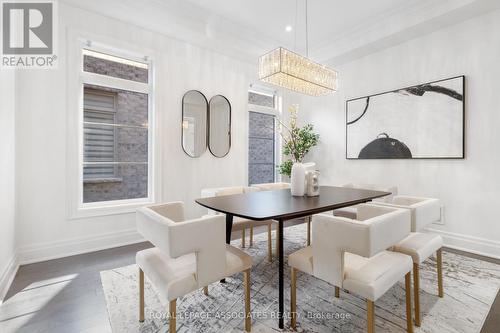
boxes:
[208,95,231,157]
[182,90,208,157]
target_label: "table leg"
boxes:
[221,214,234,283]
[226,214,234,244]
[278,218,284,329]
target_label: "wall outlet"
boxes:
[433,205,445,225]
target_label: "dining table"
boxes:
[195,185,391,329]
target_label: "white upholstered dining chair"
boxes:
[289,204,414,333]
[201,186,275,261]
[250,182,309,252]
[332,183,398,219]
[251,182,313,247]
[250,182,291,191]
[135,202,252,332]
[373,196,443,327]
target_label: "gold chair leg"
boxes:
[169,299,177,333]
[244,269,251,332]
[291,267,297,330]
[241,228,246,248]
[249,226,254,246]
[367,300,375,333]
[437,248,444,298]
[413,263,421,327]
[307,217,311,246]
[267,223,272,262]
[335,286,340,298]
[203,286,208,296]
[405,272,414,333]
[139,268,145,322]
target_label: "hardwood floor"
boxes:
[1,236,498,333]
[1,242,151,333]
[444,247,500,333]
[440,248,500,333]
[481,289,500,333]
[0,225,274,333]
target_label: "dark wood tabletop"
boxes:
[195,186,391,221]
[195,185,391,330]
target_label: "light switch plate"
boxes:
[433,205,445,225]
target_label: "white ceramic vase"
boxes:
[291,163,306,196]
[303,162,316,173]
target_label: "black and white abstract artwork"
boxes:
[346,76,465,159]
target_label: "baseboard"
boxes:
[426,227,500,260]
[0,253,19,305]
[17,229,144,265]
[12,225,500,275]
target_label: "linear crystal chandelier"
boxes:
[259,47,337,96]
[258,0,338,96]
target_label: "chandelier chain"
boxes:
[294,0,298,52]
[305,0,309,57]
[258,0,337,96]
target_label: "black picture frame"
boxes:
[345,75,465,160]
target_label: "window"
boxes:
[248,90,280,185]
[80,47,152,205]
[249,91,275,108]
[83,89,117,180]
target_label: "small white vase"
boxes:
[303,162,316,172]
[291,163,306,196]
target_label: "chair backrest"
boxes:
[148,202,185,222]
[342,183,398,203]
[311,204,411,287]
[251,182,291,191]
[200,186,258,215]
[136,202,226,287]
[389,196,440,231]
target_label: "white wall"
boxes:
[14,2,255,264]
[0,70,17,301]
[299,9,500,258]
[12,2,500,265]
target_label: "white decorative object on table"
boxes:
[303,162,316,172]
[303,162,317,195]
[306,170,320,196]
[291,163,306,196]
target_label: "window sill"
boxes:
[69,198,155,220]
[83,178,123,184]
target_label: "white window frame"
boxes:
[247,87,283,183]
[67,33,159,219]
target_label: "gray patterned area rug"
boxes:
[100,224,500,333]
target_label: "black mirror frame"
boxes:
[208,95,232,158]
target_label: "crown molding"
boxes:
[315,0,500,65]
[60,0,500,67]
[60,0,279,64]
[313,0,500,66]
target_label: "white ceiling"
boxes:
[63,0,500,65]
[184,0,422,51]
